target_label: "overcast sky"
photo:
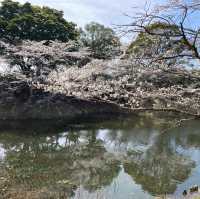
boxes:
[17,0,156,27]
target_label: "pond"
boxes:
[0,112,199,199]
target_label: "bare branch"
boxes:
[119,0,200,64]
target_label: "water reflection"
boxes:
[0,113,199,199]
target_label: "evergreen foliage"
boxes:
[0,0,79,41]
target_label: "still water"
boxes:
[0,112,199,199]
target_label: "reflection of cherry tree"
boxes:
[123,133,195,195]
[87,116,195,195]
[0,131,121,199]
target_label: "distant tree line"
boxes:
[0,0,121,59]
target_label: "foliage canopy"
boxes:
[0,0,79,41]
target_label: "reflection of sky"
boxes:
[96,128,159,155]
[73,168,153,199]
[177,146,200,164]
[0,144,6,161]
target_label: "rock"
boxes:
[190,185,198,193]
[183,190,187,196]
[13,81,31,102]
